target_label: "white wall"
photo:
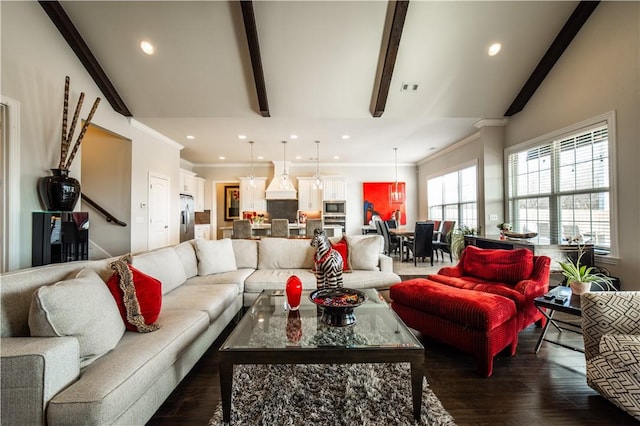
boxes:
[1,2,183,268]
[81,125,131,257]
[505,1,640,289]
[416,2,639,289]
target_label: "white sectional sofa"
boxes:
[1,234,399,425]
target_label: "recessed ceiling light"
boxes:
[186,135,195,140]
[218,156,226,160]
[140,41,154,55]
[290,134,298,139]
[257,156,264,160]
[342,135,350,140]
[295,155,302,160]
[238,134,247,139]
[488,42,502,56]
[333,156,340,160]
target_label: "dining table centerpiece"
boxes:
[37,76,100,211]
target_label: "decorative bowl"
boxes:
[503,231,538,239]
[309,288,367,327]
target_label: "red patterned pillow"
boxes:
[106,262,162,332]
[461,245,533,284]
[331,237,351,272]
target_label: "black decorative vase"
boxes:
[37,168,81,211]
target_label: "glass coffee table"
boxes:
[218,289,425,423]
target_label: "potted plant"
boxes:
[558,247,615,295]
[450,225,477,259]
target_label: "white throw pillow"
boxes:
[28,268,125,368]
[194,238,238,276]
[345,235,383,271]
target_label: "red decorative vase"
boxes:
[286,275,303,310]
[286,310,302,343]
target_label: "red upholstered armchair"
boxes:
[428,245,551,331]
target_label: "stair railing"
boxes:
[81,193,127,227]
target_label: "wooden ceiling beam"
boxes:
[39,1,132,117]
[372,1,410,118]
[504,1,599,117]
[240,0,270,118]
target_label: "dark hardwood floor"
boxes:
[147,312,638,426]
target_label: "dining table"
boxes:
[390,227,415,261]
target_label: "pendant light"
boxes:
[313,140,323,190]
[280,140,290,188]
[390,147,404,203]
[248,140,255,187]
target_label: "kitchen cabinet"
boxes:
[322,177,346,201]
[194,177,205,212]
[297,177,323,211]
[239,177,267,213]
[179,169,196,195]
[194,224,210,240]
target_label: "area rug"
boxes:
[208,362,456,425]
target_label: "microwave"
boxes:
[323,201,346,215]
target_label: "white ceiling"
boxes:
[59,1,579,166]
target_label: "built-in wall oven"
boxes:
[323,201,346,232]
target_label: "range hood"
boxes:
[265,161,297,200]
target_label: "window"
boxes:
[427,165,477,230]
[506,114,614,254]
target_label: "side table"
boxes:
[533,286,583,353]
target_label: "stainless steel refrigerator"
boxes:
[179,194,195,242]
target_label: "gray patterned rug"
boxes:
[208,362,456,425]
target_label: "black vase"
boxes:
[37,168,81,211]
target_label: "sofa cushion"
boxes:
[390,278,517,331]
[194,238,237,275]
[341,271,401,290]
[345,235,383,271]
[244,269,317,294]
[162,283,239,324]
[174,241,198,278]
[232,239,259,269]
[183,269,253,294]
[28,268,125,368]
[461,245,533,284]
[46,309,209,425]
[132,247,187,295]
[427,274,526,310]
[258,238,315,270]
[106,263,162,332]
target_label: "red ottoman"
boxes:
[390,278,518,377]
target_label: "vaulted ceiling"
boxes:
[44,1,597,165]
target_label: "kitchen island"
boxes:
[219,224,343,239]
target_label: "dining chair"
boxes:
[412,221,435,266]
[433,220,456,261]
[232,219,252,239]
[380,220,401,257]
[270,218,290,238]
[305,219,323,237]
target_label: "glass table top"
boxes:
[221,289,423,351]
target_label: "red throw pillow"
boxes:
[331,237,351,272]
[461,245,533,284]
[106,264,162,332]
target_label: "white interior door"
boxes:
[148,172,170,250]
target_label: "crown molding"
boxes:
[129,119,183,150]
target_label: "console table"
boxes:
[464,235,594,272]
